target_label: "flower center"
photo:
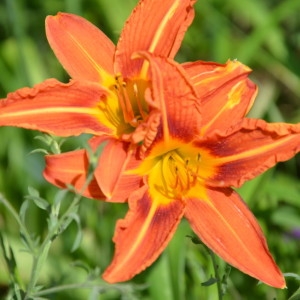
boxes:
[132,139,218,202]
[160,149,201,197]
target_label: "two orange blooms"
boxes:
[1,0,300,287]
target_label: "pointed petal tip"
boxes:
[256,262,286,289]
[270,276,286,289]
[185,187,287,289]
[115,0,196,76]
[45,12,59,20]
[45,12,67,28]
[226,59,252,73]
[260,274,286,289]
[46,12,115,82]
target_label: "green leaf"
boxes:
[34,134,65,154]
[284,273,300,281]
[271,206,300,229]
[201,276,219,287]
[186,235,203,245]
[29,148,49,155]
[27,187,50,211]
[266,173,300,208]
[69,213,83,252]
[47,190,68,231]
[30,197,50,211]
[19,199,29,223]
[166,221,190,300]
[31,239,52,290]
[288,287,300,300]
[0,233,24,296]
[71,260,91,274]
[28,186,40,198]
[0,234,17,275]
[148,253,174,300]
[221,265,231,295]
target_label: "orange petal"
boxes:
[197,118,300,188]
[185,186,285,288]
[46,13,115,83]
[43,149,105,200]
[115,0,196,77]
[102,185,185,283]
[0,79,114,137]
[182,60,223,78]
[135,52,200,142]
[183,60,257,135]
[90,138,142,203]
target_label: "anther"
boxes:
[115,73,122,81]
[185,158,190,166]
[133,83,138,95]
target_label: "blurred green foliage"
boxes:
[0,0,300,299]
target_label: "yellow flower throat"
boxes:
[135,140,208,201]
[160,149,202,197]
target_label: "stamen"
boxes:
[163,150,203,195]
[158,147,204,198]
[114,74,136,126]
[185,158,190,166]
[174,166,180,189]
[161,154,176,196]
[133,83,147,120]
[193,153,201,184]
[121,82,137,126]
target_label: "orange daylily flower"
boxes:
[1,0,297,289]
[100,53,300,287]
[0,0,196,201]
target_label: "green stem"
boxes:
[33,280,142,298]
[25,161,97,299]
[0,194,35,252]
[0,143,101,299]
[34,282,100,296]
[25,192,81,299]
[208,248,223,300]
[33,281,117,297]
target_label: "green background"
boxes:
[0,0,300,299]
